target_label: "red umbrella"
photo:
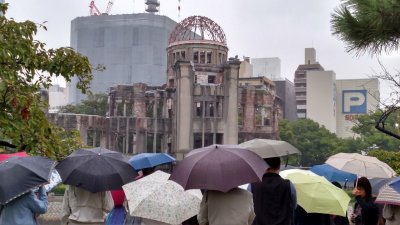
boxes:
[170,144,268,192]
[0,152,29,161]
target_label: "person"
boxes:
[197,187,255,225]
[330,181,349,225]
[350,177,379,225]
[382,204,400,225]
[251,157,297,225]
[61,185,114,225]
[105,189,127,225]
[0,186,48,225]
[294,206,330,225]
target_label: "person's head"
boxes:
[354,177,372,199]
[265,157,281,171]
[332,181,342,189]
[142,167,155,176]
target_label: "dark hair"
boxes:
[354,177,372,200]
[332,181,342,189]
[265,157,281,170]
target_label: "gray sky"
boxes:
[5,0,400,102]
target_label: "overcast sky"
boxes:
[5,0,400,102]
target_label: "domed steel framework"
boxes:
[168,16,227,45]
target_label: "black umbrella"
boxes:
[0,156,55,204]
[56,147,138,193]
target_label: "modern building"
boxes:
[48,85,68,113]
[275,79,297,121]
[67,12,177,104]
[336,78,380,138]
[252,57,282,80]
[294,48,336,133]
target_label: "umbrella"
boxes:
[0,156,55,204]
[325,153,396,178]
[170,144,268,192]
[238,139,301,158]
[123,171,202,225]
[389,177,400,193]
[280,168,317,178]
[0,151,29,161]
[369,177,394,196]
[129,153,176,170]
[285,171,351,216]
[310,164,357,182]
[56,147,137,193]
[376,179,400,206]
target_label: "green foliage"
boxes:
[59,93,108,116]
[352,111,400,151]
[331,0,400,55]
[51,184,66,195]
[0,3,93,160]
[279,119,342,166]
[368,150,400,174]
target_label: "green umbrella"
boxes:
[285,171,350,216]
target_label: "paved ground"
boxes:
[37,195,63,225]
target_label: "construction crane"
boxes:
[89,0,115,16]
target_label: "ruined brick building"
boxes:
[49,16,281,158]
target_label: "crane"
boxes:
[89,0,115,16]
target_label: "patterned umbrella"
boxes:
[376,180,400,206]
[325,153,396,178]
[122,171,202,225]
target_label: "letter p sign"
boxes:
[342,90,367,114]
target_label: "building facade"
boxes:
[67,13,177,104]
[336,78,380,138]
[275,79,297,121]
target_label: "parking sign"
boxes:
[342,90,367,114]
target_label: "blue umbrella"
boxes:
[129,153,176,170]
[389,177,400,193]
[310,164,357,182]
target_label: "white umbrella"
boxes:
[279,168,318,178]
[122,171,202,225]
[325,153,396,178]
[239,139,301,158]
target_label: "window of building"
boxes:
[206,102,214,117]
[193,51,199,63]
[208,75,215,84]
[238,104,244,125]
[195,101,202,117]
[207,52,212,64]
[200,51,206,64]
[181,51,186,59]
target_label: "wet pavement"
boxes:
[37,195,63,225]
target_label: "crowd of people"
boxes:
[1,157,400,225]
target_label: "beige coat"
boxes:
[61,185,114,225]
[197,188,255,225]
[383,204,400,225]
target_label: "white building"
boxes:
[336,79,380,138]
[252,57,281,80]
[48,85,68,112]
[306,70,337,133]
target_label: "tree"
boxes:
[368,150,400,174]
[59,93,108,116]
[279,119,343,166]
[331,0,400,55]
[0,4,95,159]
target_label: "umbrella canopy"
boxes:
[123,171,202,225]
[170,144,268,192]
[0,156,55,204]
[280,169,318,178]
[238,139,301,158]
[56,147,137,193]
[325,153,396,178]
[369,177,394,196]
[129,153,176,170]
[376,178,400,206]
[285,171,351,216]
[310,164,357,182]
[389,177,400,193]
[0,151,29,161]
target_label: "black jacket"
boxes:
[251,173,294,225]
[353,196,379,225]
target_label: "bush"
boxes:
[51,184,66,195]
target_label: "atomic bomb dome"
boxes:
[168,15,227,47]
